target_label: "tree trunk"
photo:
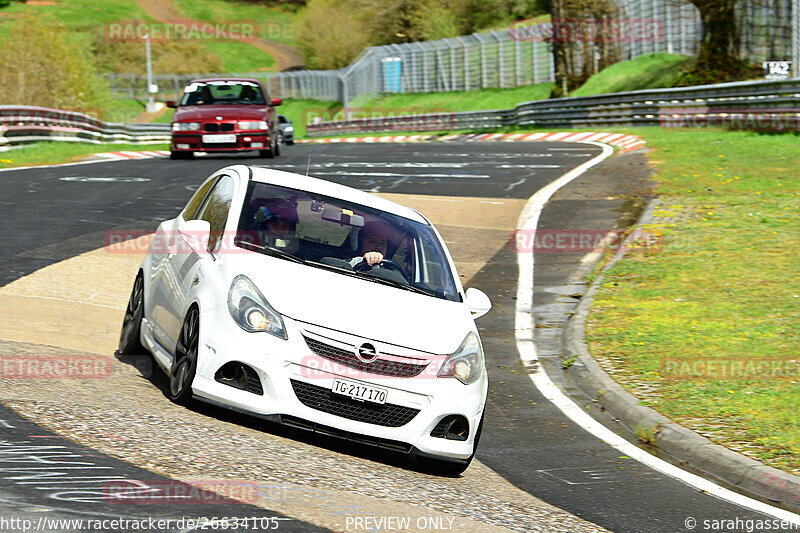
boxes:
[550,0,570,97]
[689,0,739,71]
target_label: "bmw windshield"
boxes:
[235,182,460,302]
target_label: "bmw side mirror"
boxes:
[465,288,492,319]
[166,100,177,108]
[271,98,282,106]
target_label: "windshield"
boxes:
[236,182,460,302]
[179,81,266,106]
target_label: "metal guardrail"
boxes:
[306,79,800,136]
[0,106,171,148]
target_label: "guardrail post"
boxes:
[462,37,470,92]
[794,0,799,77]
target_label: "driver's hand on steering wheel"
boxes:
[363,251,384,266]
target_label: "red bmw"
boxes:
[167,78,282,160]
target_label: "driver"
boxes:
[348,220,392,267]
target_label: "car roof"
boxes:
[239,165,429,224]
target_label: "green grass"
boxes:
[350,83,555,112]
[0,0,148,31]
[173,0,298,47]
[570,53,692,97]
[102,99,147,123]
[0,142,168,169]
[584,127,800,474]
[199,40,275,72]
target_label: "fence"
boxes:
[0,106,170,148]
[306,79,800,135]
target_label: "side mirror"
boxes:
[178,219,212,255]
[289,120,294,124]
[270,98,282,107]
[465,288,492,319]
[166,100,177,109]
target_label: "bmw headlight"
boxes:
[284,126,294,133]
[437,332,484,385]
[227,275,287,339]
[172,122,201,131]
[238,120,269,130]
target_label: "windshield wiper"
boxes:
[304,259,357,275]
[354,272,435,297]
[236,240,304,264]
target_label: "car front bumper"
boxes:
[192,307,487,461]
[171,132,273,152]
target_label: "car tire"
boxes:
[259,147,275,159]
[286,140,294,145]
[427,411,484,477]
[169,306,199,405]
[274,136,281,157]
[170,151,194,160]
[118,272,145,355]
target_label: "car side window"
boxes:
[194,175,234,254]
[183,178,218,220]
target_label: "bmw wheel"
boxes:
[169,306,199,405]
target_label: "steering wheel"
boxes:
[353,259,410,282]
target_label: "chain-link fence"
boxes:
[108,0,798,106]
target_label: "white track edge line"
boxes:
[514,140,800,524]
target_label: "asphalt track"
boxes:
[0,142,792,532]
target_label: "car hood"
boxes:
[174,105,267,122]
[229,254,471,355]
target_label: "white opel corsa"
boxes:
[118,164,492,474]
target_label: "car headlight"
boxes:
[437,332,484,385]
[238,120,269,130]
[284,126,294,133]
[172,122,201,131]
[227,275,287,339]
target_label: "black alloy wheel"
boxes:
[169,307,200,405]
[118,273,145,355]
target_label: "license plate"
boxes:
[331,379,387,405]
[202,134,236,144]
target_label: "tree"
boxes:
[686,0,740,78]
[294,0,370,69]
[549,0,621,97]
[0,14,109,114]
